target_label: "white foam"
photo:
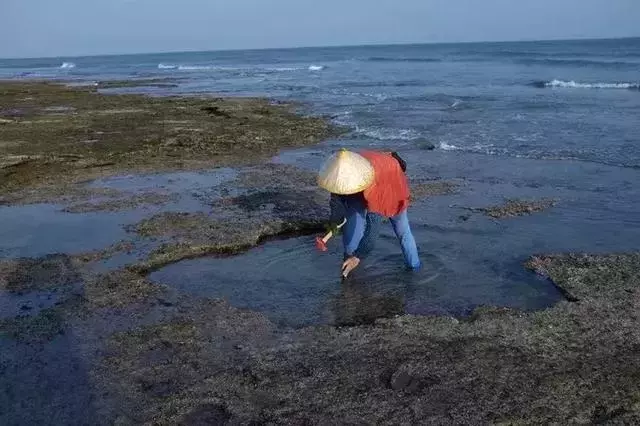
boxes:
[60,62,76,69]
[546,79,639,89]
[330,110,353,127]
[66,81,98,87]
[439,141,462,151]
[355,126,420,141]
[178,65,219,71]
[157,63,324,73]
[438,141,498,154]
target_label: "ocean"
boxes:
[2,37,640,322]
[2,37,639,169]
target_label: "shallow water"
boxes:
[5,38,639,168]
[0,289,65,320]
[87,168,236,194]
[0,169,237,259]
[149,233,562,328]
[0,203,142,258]
[148,140,640,327]
[3,39,640,326]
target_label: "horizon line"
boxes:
[2,35,639,61]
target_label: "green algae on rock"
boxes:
[456,197,557,219]
[124,163,331,273]
[483,197,557,218]
[0,81,339,200]
[410,179,460,200]
[83,270,165,310]
[0,307,66,342]
[0,254,83,293]
[126,211,326,274]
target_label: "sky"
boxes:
[2,0,639,58]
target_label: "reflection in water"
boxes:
[329,277,405,327]
[329,253,453,325]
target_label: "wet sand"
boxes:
[1,81,640,425]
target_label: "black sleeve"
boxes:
[391,151,407,172]
[329,193,347,226]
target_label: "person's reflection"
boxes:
[329,271,407,327]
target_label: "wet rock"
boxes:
[178,403,232,426]
[410,180,459,200]
[469,198,557,218]
[74,240,137,264]
[201,105,231,118]
[525,253,640,301]
[0,154,42,169]
[0,254,83,293]
[83,270,163,309]
[157,298,174,307]
[96,252,640,424]
[0,307,65,342]
[126,166,330,273]
[416,139,436,150]
[390,369,413,390]
[97,78,181,89]
[0,81,337,198]
[231,163,320,191]
[127,212,326,274]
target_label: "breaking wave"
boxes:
[157,63,326,72]
[531,79,640,90]
[60,62,76,69]
[353,125,420,141]
[438,141,502,155]
[439,141,465,151]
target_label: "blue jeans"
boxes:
[336,195,421,270]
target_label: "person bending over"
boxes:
[317,149,421,278]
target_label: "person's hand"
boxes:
[341,256,360,278]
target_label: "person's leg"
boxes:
[389,209,421,270]
[341,197,367,258]
[353,212,383,258]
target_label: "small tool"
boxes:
[315,218,347,252]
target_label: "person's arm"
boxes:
[340,194,368,278]
[342,195,367,257]
[328,194,347,234]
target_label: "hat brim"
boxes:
[317,150,375,195]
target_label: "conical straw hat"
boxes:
[317,149,375,194]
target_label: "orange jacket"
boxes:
[360,150,410,217]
